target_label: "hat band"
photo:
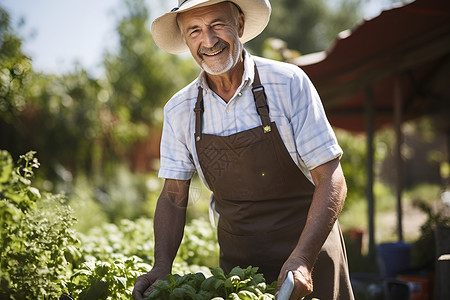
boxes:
[171,0,189,12]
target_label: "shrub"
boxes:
[0,150,80,299]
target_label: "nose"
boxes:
[202,26,218,48]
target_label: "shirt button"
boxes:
[238,92,242,97]
[226,109,231,114]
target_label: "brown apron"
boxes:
[194,65,354,299]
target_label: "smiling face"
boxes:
[178,2,244,76]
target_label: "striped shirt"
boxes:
[158,50,342,186]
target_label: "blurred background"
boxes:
[1,0,449,299]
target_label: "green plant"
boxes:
[66,256,151,300]
[145,266,277,300]
[0,150,80,299]
[411,199,450,270]
[78,217,219,268]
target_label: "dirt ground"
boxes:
[375,201,429,243]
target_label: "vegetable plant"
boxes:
[0,150,80,299]
[145,266,277,300]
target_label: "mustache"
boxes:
[198,40,229,56]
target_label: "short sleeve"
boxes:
[290,69,343,170]
[158,106,196,180]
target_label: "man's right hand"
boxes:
[133,179,190,299]
[132,267,168,300]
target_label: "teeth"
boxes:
[204,49,223,56]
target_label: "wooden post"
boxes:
[394,79,404,242]
[365,86,376,259]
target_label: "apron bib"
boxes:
[194,65,354,299]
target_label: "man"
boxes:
[133,0,354,299]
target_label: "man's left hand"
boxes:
[276,259,313,300]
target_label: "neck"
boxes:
[205,52,244,103]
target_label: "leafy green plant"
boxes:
[145,266,277,300]
[411,199,450,270]
[0,150,80,299]
[78,217,219,268]
[66,256,151,300]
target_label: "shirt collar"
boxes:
[196,48,256,92]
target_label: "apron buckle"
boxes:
[263,125,272,133]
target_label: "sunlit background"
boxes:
[3,0,391,75]
[1,0,447,299]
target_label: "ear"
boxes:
[238,12,245,38]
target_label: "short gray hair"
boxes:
[176,1,243,41]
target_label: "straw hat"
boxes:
[151,0,271,54]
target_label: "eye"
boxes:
[189,29,200,37]
[213,23,225,29]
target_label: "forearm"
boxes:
[292,158,347,270]
[152,179,190,271]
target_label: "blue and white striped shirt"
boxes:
[158,50,342,187]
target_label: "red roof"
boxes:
[293,0,450,132]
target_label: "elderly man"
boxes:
[133,0,354,299]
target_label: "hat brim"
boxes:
[151,0,271,54]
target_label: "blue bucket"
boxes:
[377,242,412,276]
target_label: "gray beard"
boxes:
[200,42,242,76]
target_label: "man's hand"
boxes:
[275,158,346,299]
[277,259,313,300]
[132,267,168,300]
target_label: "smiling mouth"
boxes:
[203,48,224,56]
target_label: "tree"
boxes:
[104,0,198,126]
[246,0,363,55]
[0,5,33,161]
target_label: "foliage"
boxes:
[410,199,450,270]
[104,0,198,126]
[335,129,368,209]
[1,1,197,184]
[0,150,80,299]
[246,0,363,55]
[0,149,220,299]
[145,266,277,300]
[78,217,219,269]
[66,256,150,300]
[0,5,33,159]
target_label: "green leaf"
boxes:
[229,267,245,280]
[179,284,197,299]
[237,290,258,300]
[170,287,186,300]
[190,272,206,289]
[242,286,262,296]
[94,262,111,277]
[114,276,127,289]
[79,278,110,300]
[229,293,241,300]
[145,289,159,299]
[211,267,227,280]
[195,290,214,300]
[249,274,265,286]
[154,279,171,291]
[225,276,240,289]
[243,266,259,278]
[27,187,41,200]
[71,269,93,278]
[0,150,13,184]
[258,294,275,300]
[200,276,216,291]
[213,278,225,291]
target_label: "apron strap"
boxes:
[194,63,272,141]
[252,64,272,133]
[194,86,204,142]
